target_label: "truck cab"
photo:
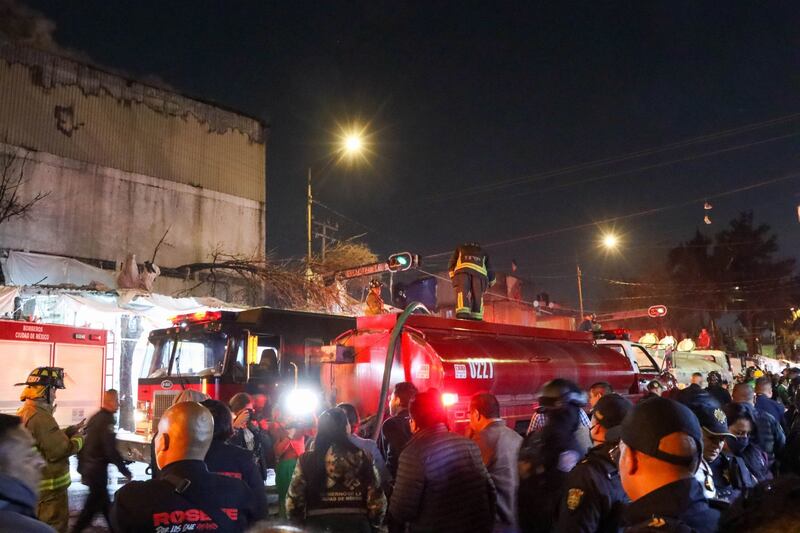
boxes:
[594,329,662,390]
[119,308,355,462]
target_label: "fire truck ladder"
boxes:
[105,329,116,389]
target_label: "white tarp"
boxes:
[5,251,117,289]
[0,287,18,315]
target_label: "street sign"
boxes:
[334,261,389,281]
[647,305,668,318]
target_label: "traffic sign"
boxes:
[647,305,668,318]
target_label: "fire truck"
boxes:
[0,320,107,427]
[322,311,660,434]
[118,308,355,462]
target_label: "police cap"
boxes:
[591,393,632,430]
[674,388,733,437]
[618,396,702,467]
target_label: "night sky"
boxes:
[19,1,800,308]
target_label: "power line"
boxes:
[425,170,800,258]
[424,111,800,203]
[455,131,800,208]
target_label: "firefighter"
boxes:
[518,379,587,533]
[15,367,85,533]
[448,242,496,320]
[365,279,386,316]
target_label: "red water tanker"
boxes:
[322,312,657,432]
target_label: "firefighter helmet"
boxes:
[15,367,66,389]
[536,378,587,412]
[369,279,383,289]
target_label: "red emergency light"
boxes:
[648,305,668,318]
[593,328,631,341]
[170,310,222,325]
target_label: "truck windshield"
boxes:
[143,331,228,378]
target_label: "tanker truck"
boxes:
[322,311,661,434]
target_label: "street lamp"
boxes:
[576,232,623,318]
[307,129,366,274]
[602,233,619,250]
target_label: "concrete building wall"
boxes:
[0,42,266,202]
[0,145,265,278]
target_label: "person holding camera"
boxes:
[229,393,268,481]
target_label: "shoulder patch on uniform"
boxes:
[566,488,584,511]
[648,517,666,528]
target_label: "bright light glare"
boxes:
[344,134,363,154]
[286,388,319,416]
[602,234,619,249]
[134,409,147,423]
[441,392,459,407]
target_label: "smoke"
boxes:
[0,0,174,90]
[0,0,92,62]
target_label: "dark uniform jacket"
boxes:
[204,439,268,520]
[389,423,496,533]
[623,478,720,533]
[378,409,413,480]
[111,459,257,533]
[705,386,731,407]
[0,473,56,533]
[555,442,628,533]
[77,408,131,481]
[448,243,496,283]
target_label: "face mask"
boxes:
[726,435,749,455]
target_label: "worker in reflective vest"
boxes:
[448,242,496,320]
[16,367,85,533]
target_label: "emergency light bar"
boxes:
[593,328,630,341]
[170,310,223,325]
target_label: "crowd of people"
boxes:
[3,365,800,532]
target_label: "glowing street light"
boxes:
[602,233,619,250]
[307,124,371,274]
[344,133,363,154]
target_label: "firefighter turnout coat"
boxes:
[17,399,83,495]
[448,243,496,320]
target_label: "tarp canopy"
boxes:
[4,251,116,289]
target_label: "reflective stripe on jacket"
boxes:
[17,399,83,492]
[448,243,496,285]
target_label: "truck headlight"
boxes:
[286,388,318,417]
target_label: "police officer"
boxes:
[555,393,632,533]
[618,397,720,532]
[112,401,257,532]
[73,389,132,532]
[518,379,587,533]
[449,242,496,320]
[674,388,734,505]
[15,367,84,533]
[365,279,386,316]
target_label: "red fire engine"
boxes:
[0,320,107,427]
[322,311,660,433]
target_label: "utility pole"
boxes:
[306,167,313,276]
[313,220,339,261]
[576,263,584,318]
